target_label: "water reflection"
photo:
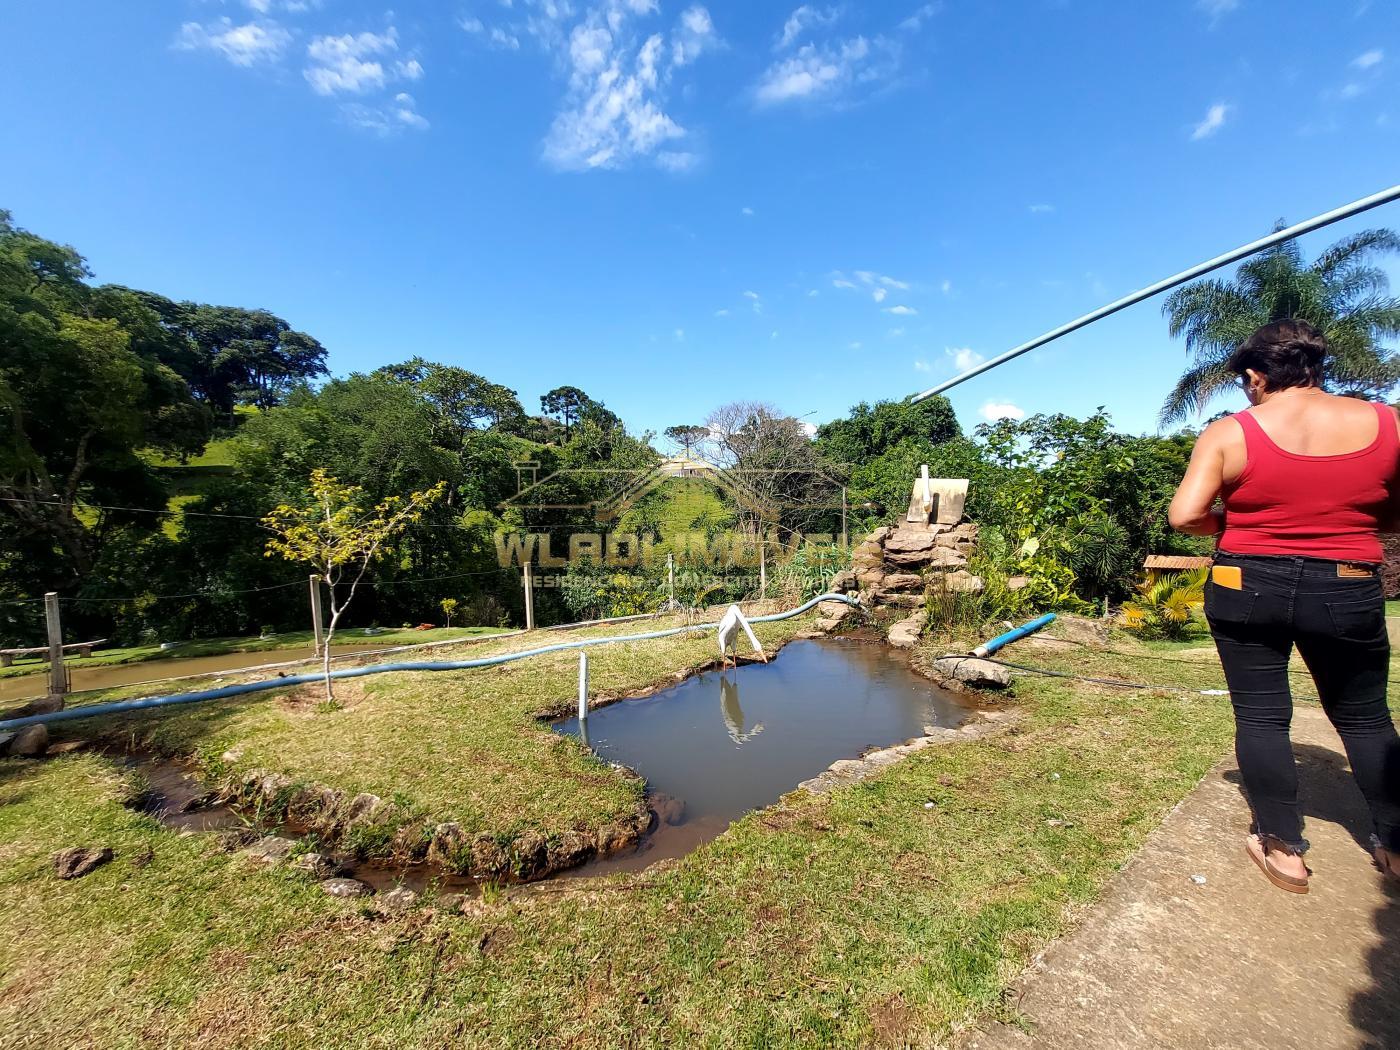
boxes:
[719,675,765,745]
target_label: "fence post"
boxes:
[309,575,325,657]
[577,650,589,724]
[523,562,535,630]
[44,592,66,703]
[759,541,767,599]
[841,486,848,550]
[667,553,675,606]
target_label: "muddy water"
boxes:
[0,644,386,705]
[557,638,969,874]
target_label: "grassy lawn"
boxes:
[0,626,513,681]
[0,616,1265,1047]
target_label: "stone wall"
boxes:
[828,517,983,647]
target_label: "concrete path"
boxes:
[965,706,1399,1050]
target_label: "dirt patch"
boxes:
[871,992,914,1048]
[275,679,372,713]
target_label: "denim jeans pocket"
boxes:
[1205,581,1258,625]
[1325,597,1385,640]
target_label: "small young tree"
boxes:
[440,596,459,628]
[263,469,446,703]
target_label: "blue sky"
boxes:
[4,0,1399,442]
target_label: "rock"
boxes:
[888,615,926,649]
[52,846,114,880]
[934,656,1012,689]
[1050,614,1109,646]
[1006,575,1031,591]
[470,833,510,877]
[436,893,468,913]
[378,886,419,912]
[652,793,686,826]
[427,822,469,869]
[242,835,297,865]
[9,695,63,718]
[6,724,48,757]
[930,571,984,594]
[879,572,924,593]
[291,852,339,879]
[341,792,383,826]
[866,526,891,545]
[884,529,939,555]
[817,599,854,620]
[830,570,859,593]
[321,877,372,898]
[0,732,14,753]
[546,831,594,870]
[510,831,549,879]
[46,740,87,756]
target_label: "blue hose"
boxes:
[972,613,1056,658]
[0,594,860,732]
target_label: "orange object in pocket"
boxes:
[1211,565,1243,590]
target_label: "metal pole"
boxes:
[523,562,535,631]
[759,540,767,599]
[667,552,675,606]
[44,592,66,702]
[841,486,848,550]
[309,575,325,657]
[910,183,1400,402]
[577,650,589,725]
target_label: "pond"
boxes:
[555,637,969,875]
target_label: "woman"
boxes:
[1169,318,1400,894]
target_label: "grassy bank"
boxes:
[0,626,513,681]
[0,621,1263,1047]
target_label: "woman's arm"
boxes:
[1168,420,1232,536]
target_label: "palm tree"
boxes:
[1159,226,1400,425]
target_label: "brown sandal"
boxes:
[1245,835,1310,894]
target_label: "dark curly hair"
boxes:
[1226,318,1328,390]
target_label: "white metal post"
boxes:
[309,575,325,657]
[577,650,589,725]
[523,562,535,630]
[44,591,66,702]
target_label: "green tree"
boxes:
[263,469,445,703]
[815,396,961,466]
[539,385,594,439]
[1160,226,1400,424]
[664,424,707,457]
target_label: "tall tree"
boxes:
[664,424,707,458]
[815,396,961,466]
[539,385,593,439]
[1160,226,1400,424]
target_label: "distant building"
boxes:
[1143,554,1211,583]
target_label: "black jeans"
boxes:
[1205,552,1400,854]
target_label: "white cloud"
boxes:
[674,328,685,341]
[880,274,910,289]
[885,305,917,316]
[848,341,862,350]
[341,91,430,134]
[1353,49,1384,70]
[741,206,754,216]
[1196,0,1238,23]
[980,401,1026,422]
[305,28,419,96]
[899,3,941,32]
[243,0,319,12]
[799,421,818,438]
[174,18,292,66]
[939,279,952,294]
[946,346,983,371]
[872,287,887,303]
[1190,102,1230,140]
[743,290,760,300]
[743,289,762,313]
[832,277,857,289]
[807,288,819,297]
[539,3,719,172]
[776,5,841,50]
[913,358,933,373]
[753,35,897,107]
[714,308,730,317]
[461,16,486,33]
[1028,202,1055,214]
[887,327,905,338]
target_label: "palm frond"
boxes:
[1312,229,1400,279]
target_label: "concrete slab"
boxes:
[964,706,1399,1050]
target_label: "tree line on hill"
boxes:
[3,208,1397,644]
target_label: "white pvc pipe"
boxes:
[910,183,1400,402]
[577,650,589,724]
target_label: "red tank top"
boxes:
[1219,401,1399,563]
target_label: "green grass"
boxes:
[0,620,1260,1047]
[0,626,512,680]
